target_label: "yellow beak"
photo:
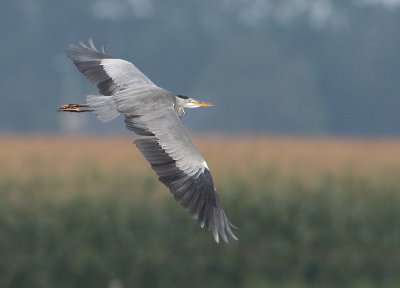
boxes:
[197,101,214,107]
[190,98,214,107]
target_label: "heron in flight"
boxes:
[58,39,237,243]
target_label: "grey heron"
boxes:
[58,39,237,243]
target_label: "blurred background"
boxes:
[1,1,400,287]
[2,0,400,135]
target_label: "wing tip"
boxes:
[66,37,108,59]
[203,208,238,244]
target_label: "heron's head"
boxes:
[176,95,214,109]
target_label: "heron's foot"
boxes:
[57,104,93,112]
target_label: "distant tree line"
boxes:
[1,1,399,135]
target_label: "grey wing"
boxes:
[130,108,237,243]
[66,38,156,96]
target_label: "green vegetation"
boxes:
[1,137,400,287]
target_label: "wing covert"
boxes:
[66,38,155,96]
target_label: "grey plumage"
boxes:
[86,95,118,122]
[135,138,236,243]
[63,38,237,243]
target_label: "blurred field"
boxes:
[1,136,400,288]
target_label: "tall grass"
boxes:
[1,136,400,288]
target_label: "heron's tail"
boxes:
[86,95,119,122]
[57,104,93,113]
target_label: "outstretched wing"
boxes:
[66,39,237,243]
[66,38,156,96]
[130,108,237,243]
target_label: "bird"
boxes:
[58,38,237,243]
